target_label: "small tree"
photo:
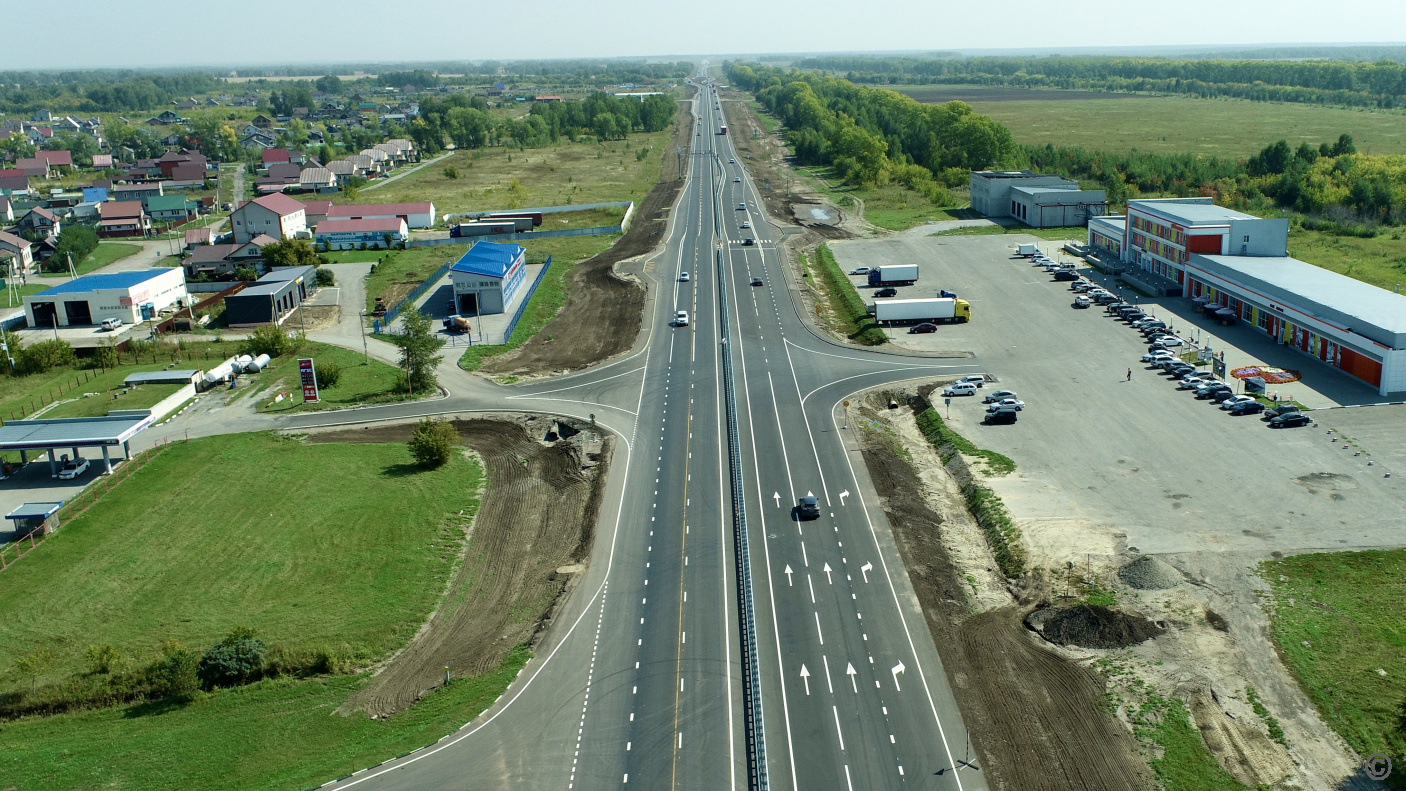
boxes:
[243,324,293,358]
[408,418,457,468]
[232,265,258,282]
[161,649,201,701]
[261,238,321,270]
[92,339,120,371]
[16,338,76,374]
[84,643,127,675]
[198,627,266,689]
[313,360,341,388]
[442,165,459,180]
[14,646,56,691]
[388,307,444,394]
[315,266,335,287]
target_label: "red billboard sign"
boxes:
[298,358,319,403]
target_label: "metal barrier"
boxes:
[501,256,553,345]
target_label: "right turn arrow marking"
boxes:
[891,661,906,692]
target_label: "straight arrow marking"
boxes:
[800,664,811,695]
[823,563,833,584]
[783,564,793,586]
[846,662,858,693]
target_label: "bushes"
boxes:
[408,418,457,468]
[198,637,266,689]
[313,360,342,389]
[315,266,336,287]
[813,246,887,345]
[16,338,76,374]
[242,324,295,358]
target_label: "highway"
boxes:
[314,70,988,791]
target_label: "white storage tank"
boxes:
[245,354,271,373]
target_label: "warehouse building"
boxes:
[970,170,1107,227]
[449,242,525,315]
[313,217,408,250]
[24,268,187,328]
[325,201,436,229]
[223,266,315,327]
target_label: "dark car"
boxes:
[1265,403,1301,419]
[1166,365,1197,378]
[984,409,1018,425]
[875,287,898,298]
[1053,270,1080,281]
[797,495,820,520]
[908,323,938,334]
[1229,401,1267,416]
[1199,387,1235,401]
[751,277,764,286]
[1269,413,1313,428]
[742,238,756,246]
[1122,311,1147,322]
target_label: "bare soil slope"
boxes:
[306,417,610,717]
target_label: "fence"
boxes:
[0,439,174,573]
[501,255,553,345]
[151,282,247,334]
[379,259,454,330]
[410,201,634,249]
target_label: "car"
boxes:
[737,203,746,210]
[1141,350,1176,363]
[908,323,938,334]
[874,287,898,298]
[675,310,689,326]
[985,398,1026,412]
[1178,376,1212,390]
[733,177,741,182]
[849,267,870,276]
[797,495,820,520]
[1199,387,1235,401]
[1071,281,1093,292]
[1132,319,1164,330]
[1073,296,1092,308]
[1269,413,1313,428]
[1054,270,1080,281]
[1093,293,1121,305]
[983,389,1018,403]
[1229,401,1267,416]
[1265,403,1301,419]
[751,277,763,286]
[1150,337,1184,348]
[742,238,755,246]
[740,221,751,228]
[942,382,979,397]
[956,375,986,388]
[984,409,1018,425]
[100,317,124,331]
[1194,380,1227,395]
[56,457,89,480]
[679,271,690,282]
[1122,312,1148,323]
[1219,395,1257,410]
[729,158,735,163]
[1158,358,1189,371]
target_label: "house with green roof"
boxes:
[143,194,199,223]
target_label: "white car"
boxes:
[734,177,741,182]
[675,310,689,326]
[1150,336,1184,348]
[942,382,978,397]
[1220,394,1256,410]
[956,375,986,388]
[57,457,90,480]
[729,158,735,163]
[740,221,751,228]
[848,267,870,276]
[985,398,1026,412]
[1177,376,1212,390]
[679,272,690,282]
[1141,350,1176,363]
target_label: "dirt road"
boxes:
[479,92,696,378]
[304,417,611,717]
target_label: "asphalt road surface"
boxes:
[303,70,988,791]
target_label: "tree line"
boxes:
[725,62,1021,197]
[0,72,222,113]
[402,91,678,155]
[798,55,1406,109]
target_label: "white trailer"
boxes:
[867,264,920,287]
[1017,243,1040,257]
[872,297,971,324]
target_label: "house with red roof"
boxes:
[34,150,73,171]
[229,193,307,243]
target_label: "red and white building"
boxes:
[325,201,435,229]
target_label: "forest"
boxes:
[797,55,1406,110]
[395,91,679,155]
[725,62,1021,200]
[0,71,223,114]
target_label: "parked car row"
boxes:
[1141,346,1314,427]
[940,377,1027,424]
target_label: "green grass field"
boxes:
[0,431,501,790]
[1288,227,1406,292]
[893,85,1406,157]
[42,381,185,419]
[254,341,414,413]
[457,234,617,371]
[1264,549,1406,777]
[348,130,671,220]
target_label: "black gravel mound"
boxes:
[1026,604,1165,649]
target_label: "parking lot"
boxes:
[830,233,1405,557]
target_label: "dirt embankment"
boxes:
[849,392,1150,791]
[480,91,697,378]
[305,416,611,717]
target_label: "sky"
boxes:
[8,0,1406,70]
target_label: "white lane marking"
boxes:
[891,661,905,692]
[823,654,834,694]
[815,611,824,645]
[822,562,832,584]
[783,564,793,586]
[832,706,845,751]
[800,665,811,695]
[807,574,816,604]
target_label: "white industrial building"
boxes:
[24,268,188,328]
[325,201,436,230]
[449,242,526,315]
[970,170,1107,227]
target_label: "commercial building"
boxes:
[229,193,307,243]
[326,200,435,229]
[1088,197,1405,396]
[223,266,315,327]
[24,268,187,328]
[313,217,408,250]
[449,242,525,315]
[970,170,1107,227]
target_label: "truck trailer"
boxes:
[867,264,919,287]
[719,125,727,135]
[871,297,970,324]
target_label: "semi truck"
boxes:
[867,264,919,287]
[871,297,971,324]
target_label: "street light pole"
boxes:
[358,310,369,364]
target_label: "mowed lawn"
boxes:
[349,130,671,217]
[894,85,1406,157]
[0,432,482,691]
[1264,549,1406,768]
[254,342,416,413]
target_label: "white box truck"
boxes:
[872,297,971,324]
[866,264,919,287]
[1017,243,1040,257]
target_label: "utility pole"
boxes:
[358,310,369,364]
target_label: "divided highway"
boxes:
[314,72,987,791]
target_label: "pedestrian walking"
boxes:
[1126,368,1132,381]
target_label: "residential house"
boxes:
[0,195,12,223]
[251,114,274,129]
[298,168,335,192]
[0,230,33,271]
[267,162,300,181]
[15,207,59,236]
[185,244,243,277]
[91,153,114,169]
[358,148,389,173]
[261,148,292,167]
[144,194,198,223]
[229,193,306,243]
[373,143,405,166]
[184,227,212,248]
[14,157,51,178]
[30,109,52,123]
[24,126,52,146]
[51,116,81,134]
[81,186,108,204]
[239,130,276,150]
[0,174,29,195]
[146,110,183,125]
[34,149,72,172]
[175,98,199,111]
[156,150,207,178]
[114,182,163,201]
[97,200,150,238]
[169,164,206,182]
[325,160,357,185]
[292,107,309,118]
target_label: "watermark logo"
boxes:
[1364,753,1392,781]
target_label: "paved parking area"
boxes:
[830,233,1405,558]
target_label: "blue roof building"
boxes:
[24,268,187,329]
[449,243,526,315]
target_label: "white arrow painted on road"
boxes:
[784,564,793,586]
[846,662,858,693]
[822,563,833,584]
[800,665,811,695]
[839,490,849,506]
[773,491,781,507]
[860,562,873,584]
[891,661,906,692]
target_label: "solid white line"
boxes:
[781,337,968,368]
[814,611,824,645]
[799,364,975,407]
[505,396,638,417]
[506,365,646,398]
[832,706,845,751]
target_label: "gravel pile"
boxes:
[1027,604,1165,649]
[1117,555,1183,590]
